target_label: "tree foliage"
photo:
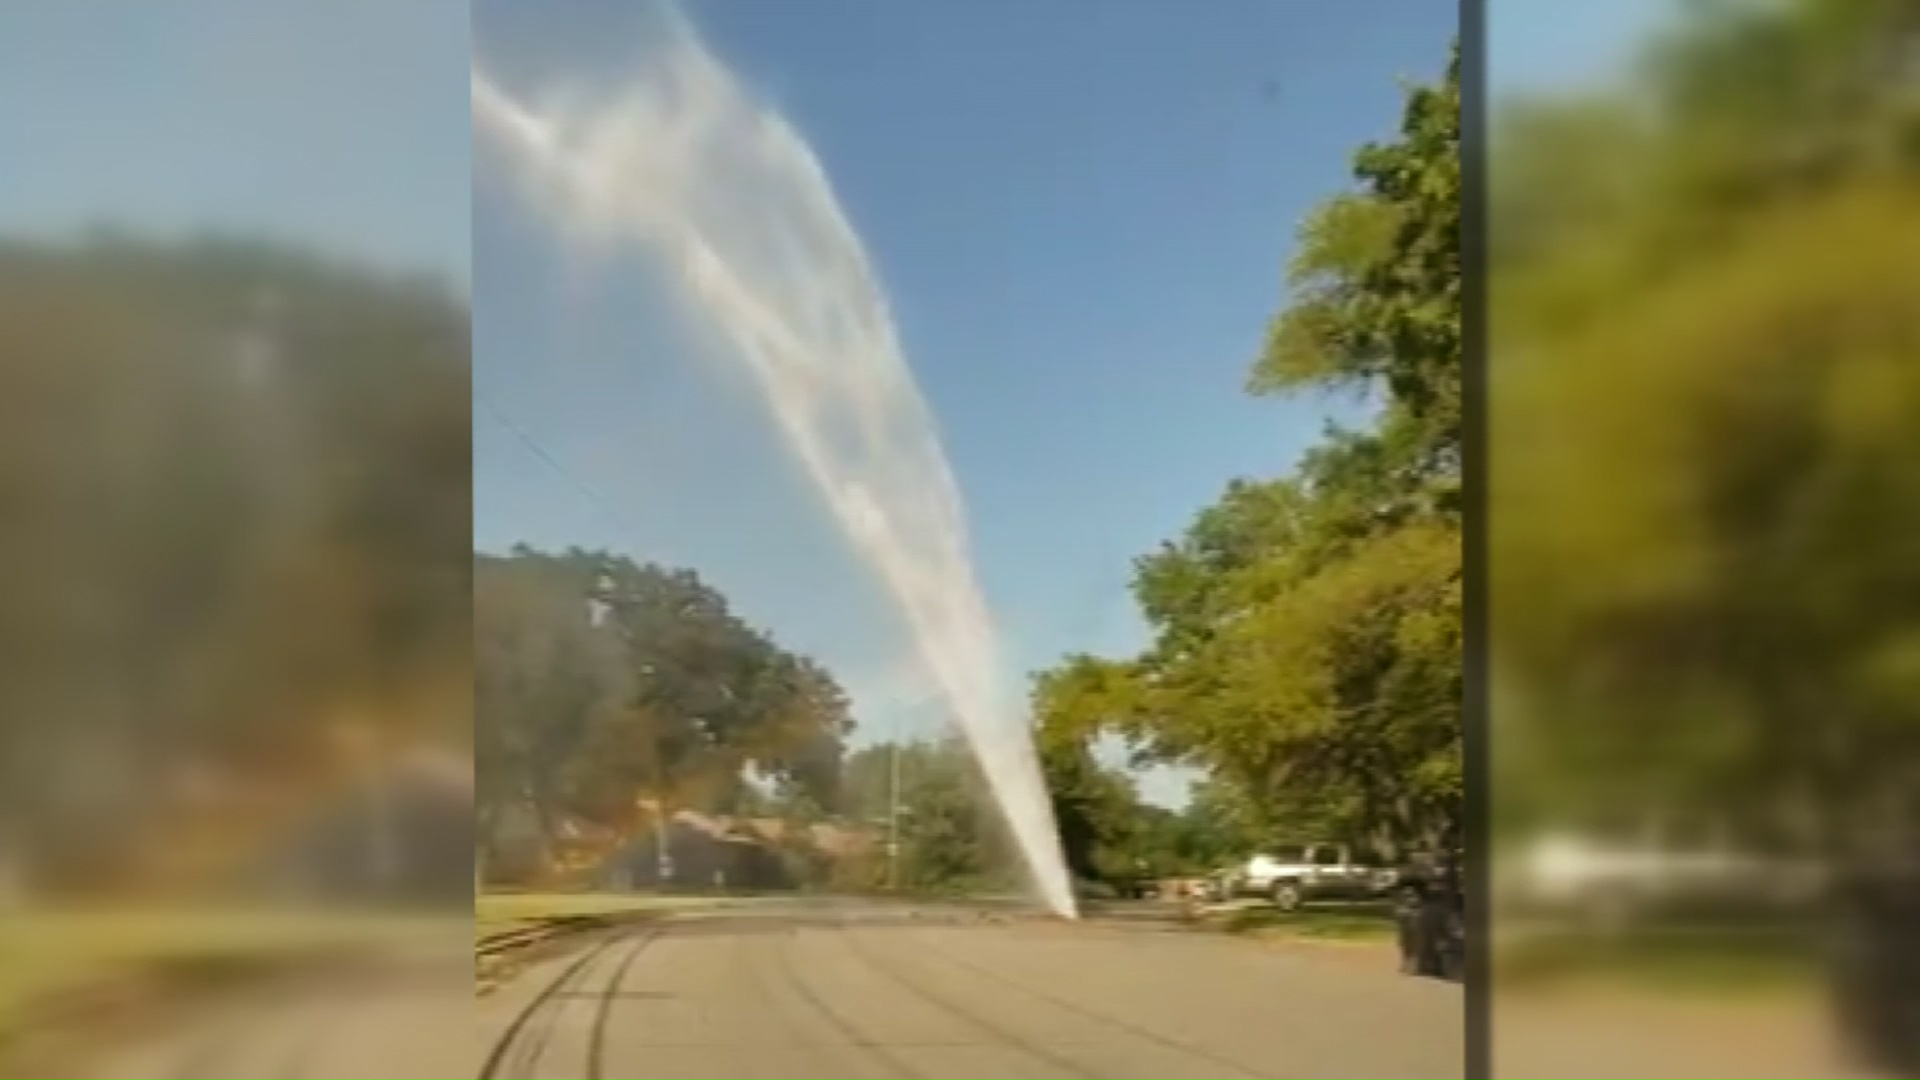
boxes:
[1489,0,1920,838]
[1032,46,1463,859]
[474,547,854,879]
[1030,694,1146,883]
[0,236,470,889]
[831,737,1021,893]
[1255,42,1461,504]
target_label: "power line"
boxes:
[475,388,642,540]
[476,389,676,884]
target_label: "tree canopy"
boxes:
[0,236,470,891]
[1488,0,1920,841]
[474,547,855,880]
[1031,45,1463,860]
[1254,42,1461,508]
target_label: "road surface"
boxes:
[74,903,1461,1078]
[476,906,1462,1079]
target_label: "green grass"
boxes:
[1215,904,1397,943]
[1495,923,1819,998]
[474,891,771,995]
[0,903,464,1054]
[475,891,711,934]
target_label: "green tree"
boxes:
[1033,46,1463,859]
[893,741,991,889]
[0,236,469,891]
[473,547,856,881]
[834,737,1036,894]
[1031,689,1148,885]
[1489,0,1920,841]
[1254,42,1461,508]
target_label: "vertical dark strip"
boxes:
[1456,0,1493,1076]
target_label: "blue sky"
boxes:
[0,0,1664,289]
[0,1,470,291]
[1488,0,1682,97]
[472,2,1458,807]
[474,1,1683,808]
[0,0,1680,811]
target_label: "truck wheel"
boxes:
[1271,881,1302,912]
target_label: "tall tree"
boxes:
[1031,684,1147,884]
[1489,0,1920,836]
[0,237,469,891]
[1489,7,1920,1069]
[473,547,856,880]
[1033,45,1463,858]
[1254,42,1461,510]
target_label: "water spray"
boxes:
[472,20,1077,919]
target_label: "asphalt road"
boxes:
[476,907,1462,1080]
[72,903,1460,1078]
[73,953,476,1079]
[69,901,1875,1079]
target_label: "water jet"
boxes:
[473,17,1077,919]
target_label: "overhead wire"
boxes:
[475,388,644,541]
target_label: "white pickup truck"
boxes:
[1215,843,1397,911]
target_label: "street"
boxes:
[70,903,1459,1078]
[477,905,1462,1080]
[59,900,1869,1079]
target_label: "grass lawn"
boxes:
[474,891,760,995]
[474,890,753,937]
[1207,901,1398,944]
[1495,922,1820,998]
[0,903,464,1055]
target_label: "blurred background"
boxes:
[1488,0,1920,1076]
[0,3,474,1076]
[8,0,1916,1074]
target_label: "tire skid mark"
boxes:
[836,928,1100,1079]
[478,935,620,1079]
[583,930,661,1079]
[515,948,607,1080]
[771,928,929,1079]
[907,930,1267,1080]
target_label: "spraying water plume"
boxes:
[472,14,1077,918]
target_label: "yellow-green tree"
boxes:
[1490,0,1920,840]
[1034,45,1463,858]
